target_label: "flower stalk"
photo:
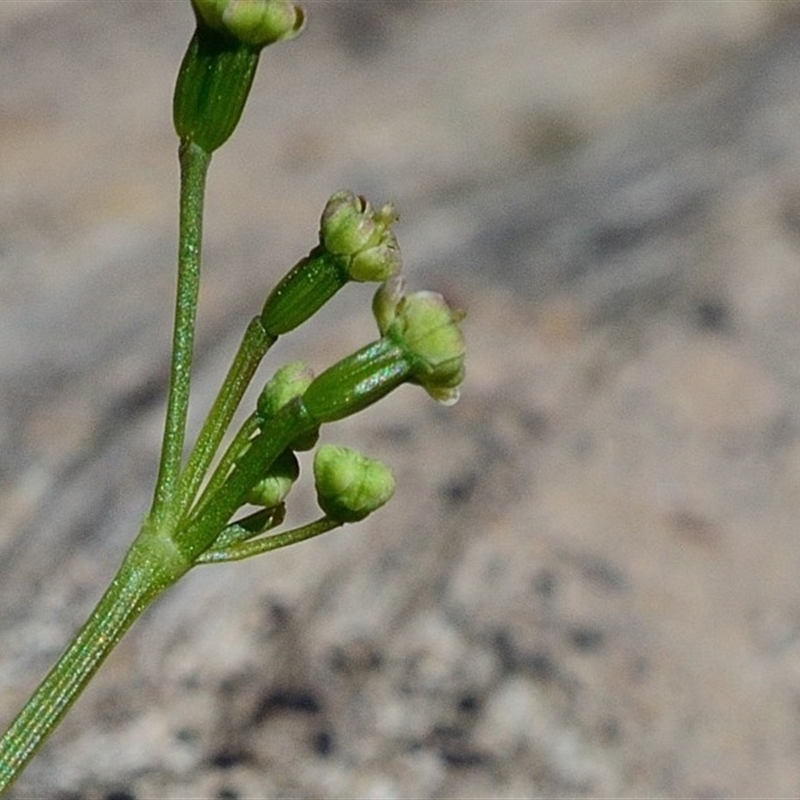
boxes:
[149,140,211,530]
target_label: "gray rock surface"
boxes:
[2,1,800,797]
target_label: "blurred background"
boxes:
[3,1,800,797]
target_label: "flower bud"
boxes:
[245,448,299,507]
[320,191,401,282]
[175,2,304,153]
[301,280,465,422]
[313,445,395,523]
[193,0,304,47]
[257,362,318,450]
[260,192,400,336]
[257,361,315,418]
[373,279,465,405]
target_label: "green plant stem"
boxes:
[174,401,315,561]
[195,517,340,564]
[185,412,260,525]
[151,139,212,528]
[210,505,287,551]
[0,526,191,793]
[177,317,275,519]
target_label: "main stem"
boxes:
[0,527,190,793]
[151,140,212,528]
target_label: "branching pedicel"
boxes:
[0,1,465,791]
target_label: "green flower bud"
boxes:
[245,448,299,507]
[257,362,318,450]
[260,192,400,336]
[374,278,465,405]
[300,279,465,422]
[313,444,395,523]
[301,338,414,424]
[174,2,304,153]
[192,0,304,47]
[320,191,401,281]
[257,361,315,418]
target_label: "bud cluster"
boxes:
[229,197,465,539]
[0,4,470,787]
[186,191,463,562]
[169,0,465,564]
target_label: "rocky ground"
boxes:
[3,2,800,797]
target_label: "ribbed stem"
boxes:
[174,401,315,562]
[150,140,212,527]
[0,528,190,792]
[196,517,340,564]
[177,317,275,518]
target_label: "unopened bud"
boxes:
[373,278,465,405]
[260,192,400,336]
[313,444,395,523]
[257,362,318,450]
[320,191,401,281]
[258,361,315,418]
[175,2,304,152]
[245,448,299,507]
[301,279,465,421]
[193,0,304,47]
